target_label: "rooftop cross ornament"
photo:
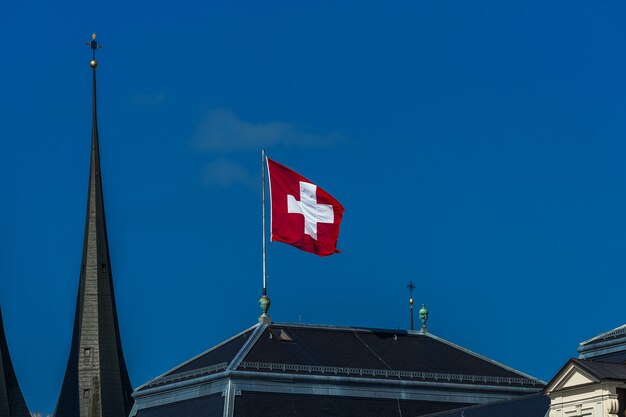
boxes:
[86,33,103,68]
[407,281,416,330]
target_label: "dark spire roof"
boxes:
[54,38,133,417]
[0,308,30,417]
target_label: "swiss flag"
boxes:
[267,158,344,256]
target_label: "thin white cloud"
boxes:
[192,109,343,152]
[202,158,257,189]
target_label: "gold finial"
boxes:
[86,33,103,68]
[407,280,416,331]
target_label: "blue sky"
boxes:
[2,1,626,414]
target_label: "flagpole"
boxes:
[259,149,271,323]
[262,149,267,294]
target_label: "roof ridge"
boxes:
[228,323,267,370]
[271,322,424,334]
[352,331,393,371]
[134,323,258,391]
[569,358,600,378]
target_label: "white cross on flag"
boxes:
[267,158,344,256]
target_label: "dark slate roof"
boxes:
[0,308,30,417]
[233,391,469,417]
[240,324,541,385]
[138,322,544,391]
[571,359,626,381]
[135,393,224,417]
[419,394,549,417]
[136,326,256,391]
[167,328,254,375]
[133,322,545,417]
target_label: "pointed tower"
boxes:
[54,34,133,417]
[0,308,31,417]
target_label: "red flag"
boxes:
[267,158,344,256]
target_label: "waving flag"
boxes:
[267,158,344,256]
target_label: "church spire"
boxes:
[0,307,30,417]
[54,34,133,417]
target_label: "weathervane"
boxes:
[407,281,416,330]
[86,33,103,68]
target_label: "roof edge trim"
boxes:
[425,332,546,385]
[579,324,626,346]
[133,368,543,399]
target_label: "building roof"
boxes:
[577,323,626,361]
[570,359,626,381]
[545,357,626,395]
[0,308,30,417]
[245,324,528,377]
[132,322,544,417]
[165,327,255,376]
[138,322,544,392]
[54,42,133,417]
[418,394,549,417]
[579,324,626,347]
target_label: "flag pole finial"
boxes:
[259,294,271,324]
[407,281,416,330]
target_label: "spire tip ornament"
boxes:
[86,32,103,68]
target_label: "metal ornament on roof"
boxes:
[259,294,271,324]
[407,281,416,330]
[419,304,429,333]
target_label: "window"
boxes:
[279,329,293,342]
